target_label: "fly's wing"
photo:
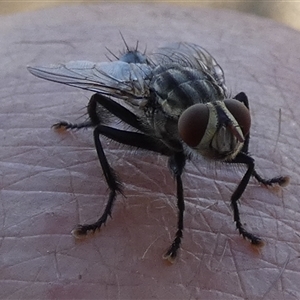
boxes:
[28,43,226,107]
[28,60,152,107]
[151,42,227,95]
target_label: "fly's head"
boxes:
[178,99,251,161]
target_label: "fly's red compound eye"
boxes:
[178,104,209,147]
[224,99,251,137]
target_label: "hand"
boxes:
[1,3,298,299]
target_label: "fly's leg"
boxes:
[52,92,144,131]
[163,152,186,263]
[230,152,289,244]
[52,94,100,130]
[53,121,93,130]
[229,153,263,244]
[233,93,289,187]
[88,93,147,132]
[72,126,122,237]
[53,93,149,131]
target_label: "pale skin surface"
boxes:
[0,3,299,299]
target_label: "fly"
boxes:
[28,40,289,262]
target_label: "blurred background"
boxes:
[1,0,300,32]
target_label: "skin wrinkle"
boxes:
[206,232,222,271]
[262,254,291,299]
[229,247,247,297]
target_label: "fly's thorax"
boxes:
[150,64,226,119]
[178,99,251,161]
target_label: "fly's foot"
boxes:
[253,171,290,188]
[162,236,181,263]
[237,223,264,246]
[71,222,104,239]
[275,176,290,187]
[52,121,75,130]
[261,176,290,188]
[245,232,263,246]
[71,211,111,239]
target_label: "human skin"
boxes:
[0,4,299,299]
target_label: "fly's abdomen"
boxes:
[150,64,226,118]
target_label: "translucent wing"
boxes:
[28,60,152,106]
[28,42,227,106]
[151,42,227,95]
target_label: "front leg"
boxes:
[229,152,289,244]
[230,153,263,244]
